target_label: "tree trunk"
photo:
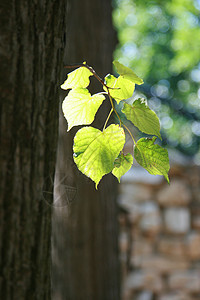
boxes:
[0,1,68,298]
[52,1,120,300]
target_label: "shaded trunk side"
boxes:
[52,0,120,299]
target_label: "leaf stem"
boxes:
[95,91,108,96]
[107,91,122,127]
[103,108,113,131]
[122,123,136,145]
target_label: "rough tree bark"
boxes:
[0,1,68,299]
[52,0,121,300]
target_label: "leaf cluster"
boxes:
[61,61,170,188]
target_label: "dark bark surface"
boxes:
[0,1,67,299]
[52,1,120,300]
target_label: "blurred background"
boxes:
[113,1,200,300]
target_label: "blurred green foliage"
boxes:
[113,0,200,162]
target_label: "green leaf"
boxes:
[134,137,170,183]
[113,61,143,85]
[112,153,133,182]
[62,88,105,131]
[122,99,162,139]
[73,124,125,188]
[61,66,92,90]
[104,74,135,104]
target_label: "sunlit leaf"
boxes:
[112,153,133,182]
[104,74,135,104]
[62,88,105,131]
[113,61,143,85]
[61,66,92,90]
[134,137,170,183]
[122,99,162,139]
[73,124,125,188]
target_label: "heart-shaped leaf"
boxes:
[62,88,105,131]
[73,124,125,188]
[61,66,92,90]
